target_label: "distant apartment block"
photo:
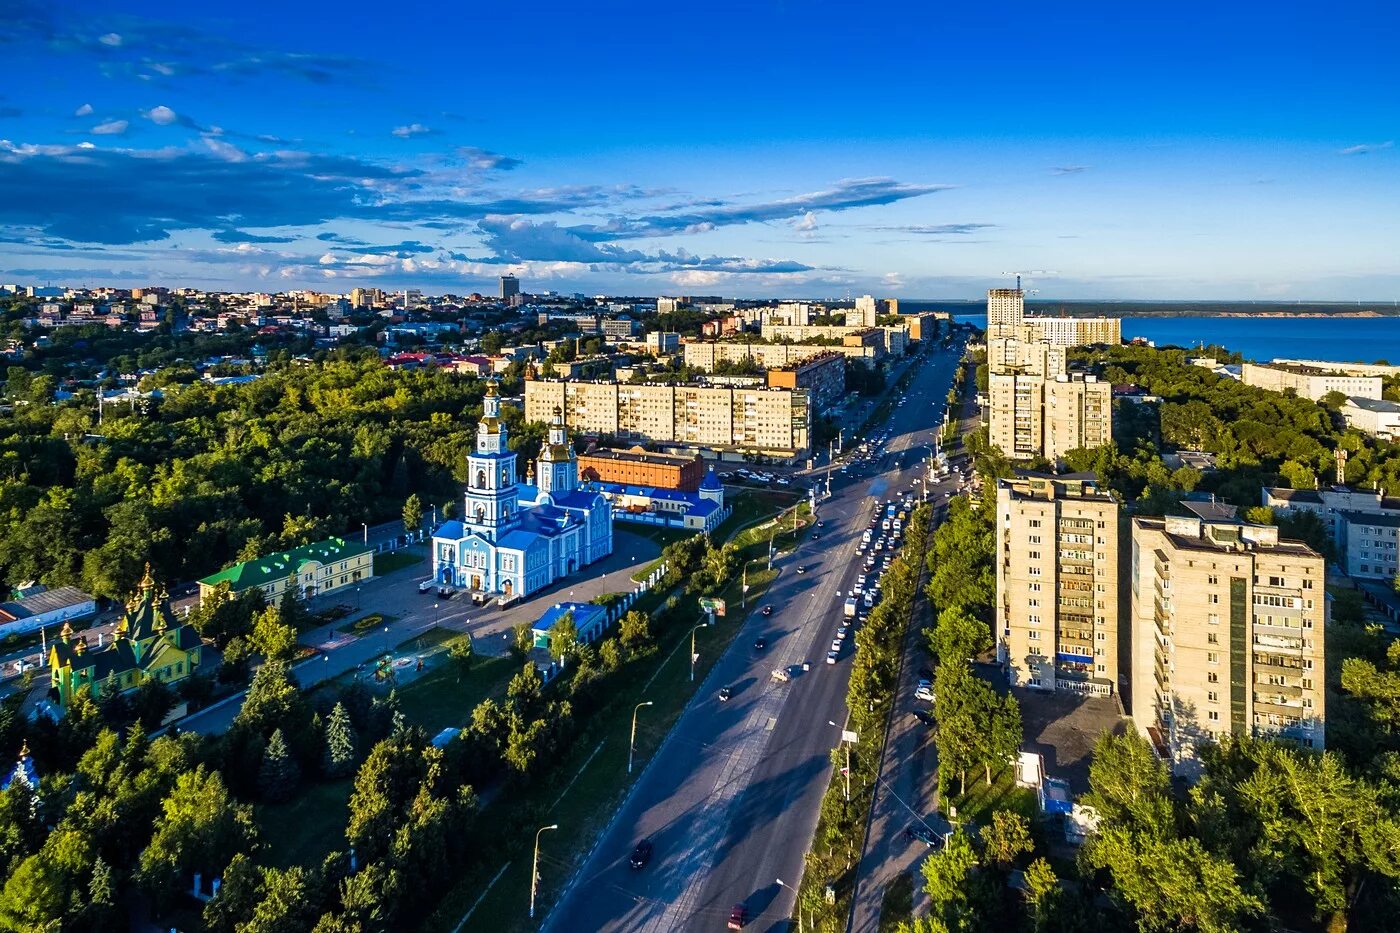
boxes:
[1023,316,1122,347]
[996,472,1121,697]
[766,351,846,410]
[500,275,520,302]
[600,317,637,338]
[525,379,811,457]
[900,311,941,342]
[646,331,680,355]
[1263,485,1400,581]
[760,323,907,356]
[986,288,1025,334]
[988,327,1067,377]
[1271,359,1400,377]
[848,295,878,328]
[684,336,882,371]
[1341,396,1400,440]
[656,296,685,314]
[1130,502,1326,777]
[988,372,1110,460]
[1241,362,1383,401]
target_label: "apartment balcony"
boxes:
[1253,698,1304,718]
[1252,654,1305,673]
[1253,634,1304,652]
[1253,682,1303,699]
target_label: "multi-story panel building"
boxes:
[1045,374,1113,460]
[499,275,520,302]
[761,323,906,356]
[988,326,1067,376]
[766,351,846,410]
[600,317,637,338]
[1262,486,1400,581]
[997,473,1121,696]
[1241,362,1383,401]
[1130,502,1326,777]
[986,288,1024,335]
[524,380,810,457]
[1023,316,1122,347]
[848,295,878,328]
[683,337,881,371]
[988,373,1046,460]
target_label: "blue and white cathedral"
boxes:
[431,380,613,599]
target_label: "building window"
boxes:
[1208,672,1219,683]
[1208,711,1220,722]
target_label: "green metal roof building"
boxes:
[198,536,375,603]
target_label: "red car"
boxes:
[727,904,747,930]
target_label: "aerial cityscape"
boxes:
[2,3,1399,933]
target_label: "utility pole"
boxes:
[690,622,710,682]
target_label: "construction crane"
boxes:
[1001,270,1056,291]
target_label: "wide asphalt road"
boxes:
[543,339,966,933]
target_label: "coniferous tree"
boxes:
[323,703,358,779]
[259,728,300,802]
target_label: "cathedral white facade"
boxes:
[431,381,613,599]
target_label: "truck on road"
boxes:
[844,597,858,619]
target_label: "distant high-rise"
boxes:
[986,288,1024,335]
[500,275,520,302]
[848,294,878,328]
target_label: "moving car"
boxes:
[753,637,767,650]
[796,564,807,574]
[718,686,733,702]
[629,839,653,869]
[761,606,773,617]
[771,667,792,683]
[728,904,748,930]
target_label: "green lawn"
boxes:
[624,523,692,547]
[423,561,785,933]
[943,764,1037,828]
[374,547,425,576]
[255,777,353,869]
[395,652,516,737]
[394,624,460,654]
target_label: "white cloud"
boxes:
[1339,141,1393,156]
[670,270,725,287]
[144,105,179,126]
[391,123,433,138]
[202,136,246,162]
[98,33,123,47]
[91,119,128,135]
[794,211,819,232]
[74,103,93,117]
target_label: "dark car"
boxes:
[754,638,767,650]
[904,825,938,848]
[727,904,748,930]
[913,709,936,727]
[629,839,653,869]
[795,564,806,574]
[816,520,825,528]
[761,606,773,616]
[718,686,733,702]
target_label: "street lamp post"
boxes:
[362,522,368,544]
[629,700,653,774]
[529,823,559,919]
[690,622,711,682]
[775,878,803,933]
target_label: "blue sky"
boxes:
[1,0,1397,299]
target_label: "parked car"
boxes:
[728,904,748,930]
[913,709,936,727]
[418,580,434,594]
[826,651,838,665]
[904,825,938,848]
[629,839,653,869]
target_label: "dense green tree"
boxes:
[619,609,653,659]
[446,635,474,680]
[548,610,578,662]
[137,766,256,910]
[981,809,1032,871]
[402,493,424,534]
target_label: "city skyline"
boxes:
[2,1,1397,299]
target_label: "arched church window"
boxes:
[475,505,485,522]
[476,469,486,489]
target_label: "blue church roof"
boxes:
[434,520,468,540]
[700,467,722,491]
[552,489,603,511]
[531,601,607,635]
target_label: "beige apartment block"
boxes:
[1023,316,1122,347]
[761,323,907,355]
[988,372,1046,459]
[524,379,810,456]
[682,340,879,372]
[1130,502,1326,778]
[1045,374,1113,460]
[988,325,1068,376]
[987,288,1024,335]
[996,473,1121,696]
[1241,362,1383,401]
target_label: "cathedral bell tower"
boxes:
[463,378,520,538]
[537,407,578,497]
